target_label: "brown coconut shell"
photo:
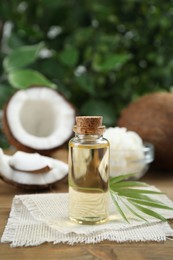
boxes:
[2,87,76,155]
[118,92,173,170]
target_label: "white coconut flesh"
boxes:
[0,149,68,186]
[9,151,52,173]
[6,87,75,150]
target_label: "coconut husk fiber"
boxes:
[118,92,173,170]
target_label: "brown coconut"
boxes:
[118,92,173,170]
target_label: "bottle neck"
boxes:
[75,133,103,141]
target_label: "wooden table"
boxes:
[0,149,173,260]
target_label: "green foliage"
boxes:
[59,46,79,67]
[2,42,55,89]
[3,43,44,72]
[0,0,173,147]
[8,69,56,89]
[109,174,173,222]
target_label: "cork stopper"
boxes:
[73,116,105,135]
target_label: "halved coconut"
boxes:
[0,149,68,190]
[3,87,75,154]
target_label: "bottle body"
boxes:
[68,134,110,224]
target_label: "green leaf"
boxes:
[109,174,136,185]
[117,189,164,198]
[110,193,129,223]
[112,181,148,189]
[110,173,173,222]
[120,198,148,222]
[114,191,159,202]
[93,53,131,72]
[7,32,25,49]
[8,69,56,89]
[3,42,44,72]
[75,75,95,95]
[130,202,167,222]
[128,198,173,210]
[59,46,79,67]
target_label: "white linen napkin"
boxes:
[1,189,173,247]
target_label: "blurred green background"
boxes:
[0,0,173,148]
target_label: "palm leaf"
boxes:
[109,173,173,222]
[109,173,136,185]
[120,197,148,222]
[115,192,164,205]
[117,189,164,196]
[111,181,148,189]
[128,198,173,210]
[110,192,129,223]
[130,202,167,222]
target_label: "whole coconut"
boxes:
[118,92,173,170]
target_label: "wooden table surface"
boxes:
[0,149,173,260]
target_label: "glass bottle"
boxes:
[68,116,110,224]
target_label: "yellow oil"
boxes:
[68,143,109,224]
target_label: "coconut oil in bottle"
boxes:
[68,116,110,224]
